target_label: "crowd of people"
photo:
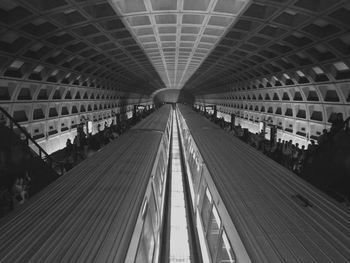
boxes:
[60,109,152,173]
[198,108,350,206]
[1,105,348,217]
[62,120,122,172]
[0,108,154,218]
[0,119,127,217]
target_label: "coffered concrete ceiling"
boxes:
[0,0,349,95]
[110,0,249,89]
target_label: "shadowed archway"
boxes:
[152,89,194,106]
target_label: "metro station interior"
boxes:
[0,0,349,262]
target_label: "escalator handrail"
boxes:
[0,106,62,175]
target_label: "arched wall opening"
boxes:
[152,89,194,106]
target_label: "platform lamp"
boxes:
[80,115,89,136]
[111,110,117,126]
[264,116,275,145]
[234,110,240,126]
[230,112,236,131]
[260,117,271,135]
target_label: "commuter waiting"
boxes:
[201,110,350,206]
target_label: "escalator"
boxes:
[0,107,61,218]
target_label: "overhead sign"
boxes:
[205,106,214,114]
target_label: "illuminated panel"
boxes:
[169,110,191,262]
